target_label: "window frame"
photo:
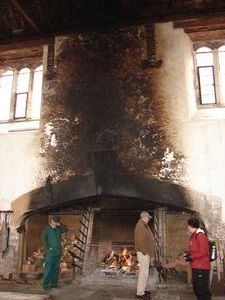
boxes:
[14,92,29,119]
[197,65,217,105]
[195,44,225,108]
[0,64,43,123]
[0,68,14,121]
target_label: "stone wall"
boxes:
[0,231,19,278]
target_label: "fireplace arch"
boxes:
[11,173,192,228]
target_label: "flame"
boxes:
[122,247,128,256]
[103,247,138,273]
[127,255,132,266]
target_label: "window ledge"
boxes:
[193,107,225,120]
[0,119,40,133]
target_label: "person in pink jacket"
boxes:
[184,217,211,300]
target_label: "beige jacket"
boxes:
[134,218,155,256]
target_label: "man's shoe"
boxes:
[136,294,150,299]
[51,288,59,294]
[144,291,151,295]
[43,287,50,291]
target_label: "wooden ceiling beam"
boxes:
[174,15,225,33]
[189,29,225,42]
[174,14,225,41]
[9,0,41,33]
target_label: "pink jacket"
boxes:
[188,228,210,270]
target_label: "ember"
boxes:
[101,248,139,275]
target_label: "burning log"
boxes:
[103,251,120,266]
[101,248,139,274]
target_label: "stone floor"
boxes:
[0,279,224,300]
[0,291,49,300]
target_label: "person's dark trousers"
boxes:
[43,253,61,289]
[192,269,211,300]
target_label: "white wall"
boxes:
[155,22,225,236]
[0,131,43,210]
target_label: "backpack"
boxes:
[209,240,217,262]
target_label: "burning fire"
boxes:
[102,247,138,274]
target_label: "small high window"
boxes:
[15,68,30,119]
[0,65,43,123]
[0,70,13,121]
[195,45,225,107]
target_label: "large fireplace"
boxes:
[18,196,191,284]
[85,209,154,276]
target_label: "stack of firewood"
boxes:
[60,236,81,273]
[27,236,80,273]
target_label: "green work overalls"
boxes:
[42,223,68,289]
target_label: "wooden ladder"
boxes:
[154,207,167,281]
[154,208,166,263]
[72,207,93,277]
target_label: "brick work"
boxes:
[84,211,138,273]
[81,209,194,279]
[45,42,56,80]
[165,213,191,260]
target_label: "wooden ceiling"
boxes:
[0,0,225,43]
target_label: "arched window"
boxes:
[196,47,216,105]
[31,65,43,119]
[0,64,43,124]
[195,45,225,107]
[15,68,31,119]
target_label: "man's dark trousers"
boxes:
[192,269,211,300]
[43,252,61,288]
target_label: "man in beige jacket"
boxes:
[134,211,155,299]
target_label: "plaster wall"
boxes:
[154,22,225,236]
[0,131,43,211]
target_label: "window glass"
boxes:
[16,68,30,93]
[0,70,13,121]
[31,65,43,119]
[15,68,30,119]
[196,47,213,67]
[198,66,216,104]
[14,93,27,118]
[218,45,225,52]
[218,46,225,102]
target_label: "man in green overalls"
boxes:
[42,215,68,290]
